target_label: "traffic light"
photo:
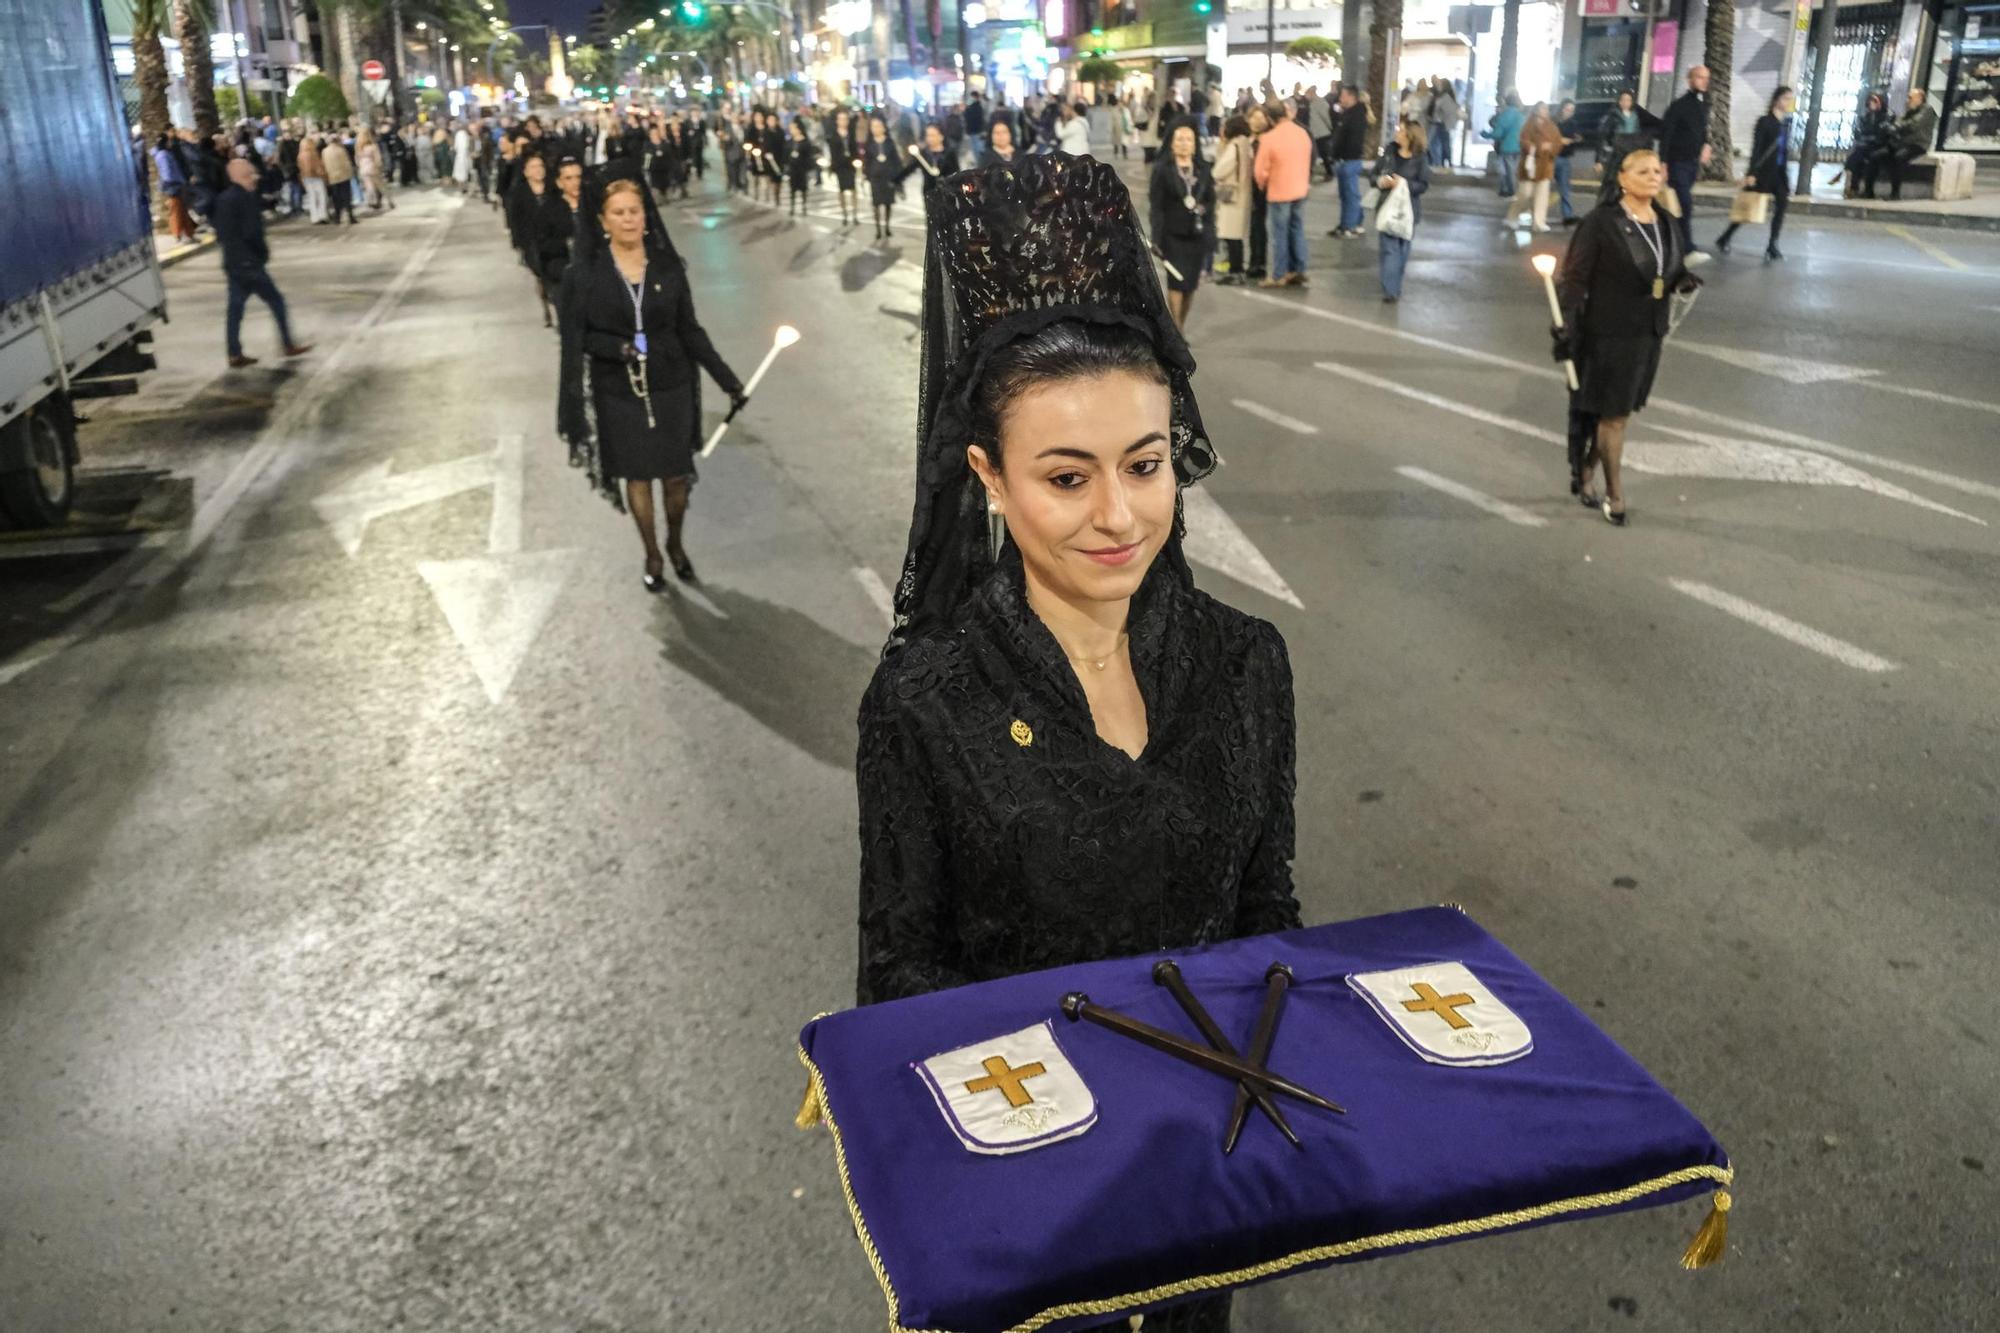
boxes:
[681,0,705,19]
[1193,0,1211,11]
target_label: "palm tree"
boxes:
[131,0,174,230]
[1702,0,1736,180]
[1496,0,1520,108]
[1365,0,1401,157]
[173,0,219,136]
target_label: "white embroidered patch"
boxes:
[914,1021,1098,1155]
[1347,961,1534,1067]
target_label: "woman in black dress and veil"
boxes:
[855,153,1302,1333]
[558,161,748,590]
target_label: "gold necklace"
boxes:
[1061,634,1127,672]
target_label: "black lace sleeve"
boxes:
[556,262,591,448]
[1235,624,1303,937]
[856,656,968,1006]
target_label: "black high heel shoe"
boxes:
[1602,499,1627,526]
[643,557,667,593]
[669,548,696,583]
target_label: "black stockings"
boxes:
[624,476,693,574]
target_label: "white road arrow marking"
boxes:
[1670,339,1882,385]
[1631,428,1986,525]
[312,449,500,557]
[418,548,582,704]
[1181,487,1303,609]
[414,434,582,705]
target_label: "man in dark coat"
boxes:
[1658,64,1712,252]
[212,158,311,368]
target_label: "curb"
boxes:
[1423,170,2000,233]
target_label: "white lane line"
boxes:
[1394,466,1550,527]
[1671,339,1880,385]
[0,198,465,688]
[1231,399,1319,435]
[1249,289,2000,503]
[1666,579,1899,673]
[853,566,895,622]
[1314,361,1566,445]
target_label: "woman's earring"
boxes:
[987,498,1001,515]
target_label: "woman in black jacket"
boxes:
[1594,89,1663,204]
[1552,148,1698,526]
[505,152,554,326]
[1716,86,1794,261]
[828,108,860,226]
[1147,117,1214,330]
[1371,119,1430,303]
[558,172,747,589]
[1841,91,1890,194]
[760,111,789,206]
[536,157,585,293]
[861,113,911,241]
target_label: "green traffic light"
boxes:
[681,0,705,18]
[1193,0,1211,11]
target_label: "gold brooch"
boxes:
[1009,719,1033,748]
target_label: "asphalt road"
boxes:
[1,163,1996,1333]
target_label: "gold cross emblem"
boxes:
[1402,981,1477,1030]
[963,1055,1046,1108]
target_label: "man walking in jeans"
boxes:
[213,158,312,369]
[1660,65,1713,253]
[1254,100,1313,287]
[1328,85,1370,237]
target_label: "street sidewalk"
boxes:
[1429,156,2000,232]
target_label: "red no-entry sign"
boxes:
[361,59,386,80]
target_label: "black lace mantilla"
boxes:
[893,155,1219,653]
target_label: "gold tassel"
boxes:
[1678,1189,1731,1269]
[1126,1317,1144,1331]
[795,1076,822,1131]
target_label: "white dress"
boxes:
[452,128,473,182]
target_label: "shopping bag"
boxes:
[1378,180,1415,240]
[1729,190,1771,225]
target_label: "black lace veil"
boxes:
[557,157,688,511]
[888,154,1219,653]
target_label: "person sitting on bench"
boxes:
[1863,89,1939,201]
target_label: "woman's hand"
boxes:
[1377,174,1397,190]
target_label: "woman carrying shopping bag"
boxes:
[1715,87,1794,261]
[1374,121,1430,304]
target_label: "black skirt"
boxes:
[593,369,698,484]
[1575,332,1664,418]
[1159,232,1206,294]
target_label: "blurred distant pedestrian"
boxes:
[1373,120,1430,303]
[213,157,311,369]
[1328,85,1370,237]
[154,132,199,244]
[357,129,392,211]
[1518,103,1566,232]
[1659,66,1713,251]
[1716,87,1794,261]
[1553,100,1583,225]
[1254,99,1312,287]
[1211,115,1252,284]
[322,135,358,224]
[1486,91,1525,206]
[298,134,329,223]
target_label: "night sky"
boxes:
[528,1,602,41]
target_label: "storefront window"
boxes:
[1939,3,2000,149]
[1799,2,1902,153]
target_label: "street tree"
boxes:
[1365,0,1401,156]
[173,0,219,137]
[1702,0,1737,179]
[1497,0,1520,104]
[289,72,353,127]
[129,0,174,231]
[1284,36,1341,69]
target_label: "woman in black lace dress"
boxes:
[855,155,1301,1333]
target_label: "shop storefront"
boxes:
[1930,2,2000,151]
[1220,6,1344,96]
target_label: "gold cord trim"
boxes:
[797,1038,1732,1333]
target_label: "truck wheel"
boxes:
[0,407,76,529]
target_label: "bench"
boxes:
[1849,150,1976,201]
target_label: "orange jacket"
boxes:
[1519,117,1566,182]
[1253,118,1312,203]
